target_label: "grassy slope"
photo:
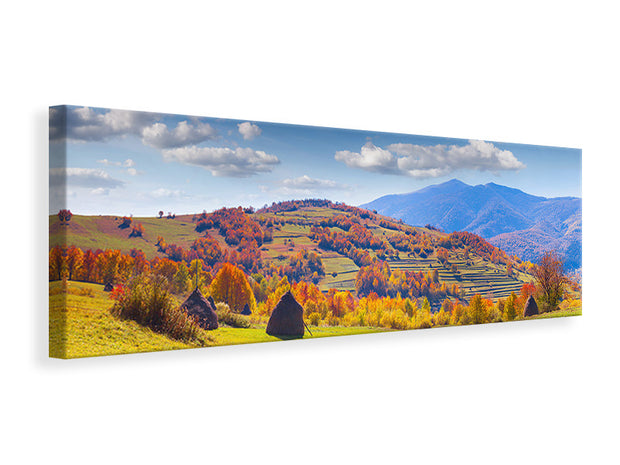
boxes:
[49,215,199,260]
[50,207,533,301]
[49,281,196,358]
[49,281,388,359]
[528,307,582,319]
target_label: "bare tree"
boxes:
[533,251,566,312]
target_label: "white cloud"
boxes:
[335,140,525,178]
[49,167,125,189]
[281,175,349,191]
[97,158,139,175]
[141,120,217,149]
[161,145,280,177]
[98,158,135,167]
[335,142,398,174]
[259,175,351,197]
[237,122,262,140]
[149,188,186,199]
[90,188,110,195]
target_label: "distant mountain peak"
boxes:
[415,178,470,195]
[445,178,468,186]
[361,180,582,270]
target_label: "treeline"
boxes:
[252,275,549,330]
[194,207,264,247]
[309,225,393,267]
[257,198,371,217]
[49,246,206,290]
[387,231,437,258]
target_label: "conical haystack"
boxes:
[103,282,114,292]
[523,295,539,317]
[266,291,304,337]
[241,303,252,315]
[181,288,219,330]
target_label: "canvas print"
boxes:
[49,105,582,359]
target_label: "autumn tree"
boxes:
[49,246,64,281]
[468,294,488,325]
[96,249,122,285]
[503,292,518,321]
[65,246,84,281]
[79,249,98,282]
[189,259,212,290]
[520,282,536,299]
[172,262,191,294]
[533,251,566,313]
[210,263,257,313]
[58,209,72,225]
[152,257,179,282]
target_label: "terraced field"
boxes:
[388,255,533,301]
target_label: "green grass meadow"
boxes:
[49,281,390,359]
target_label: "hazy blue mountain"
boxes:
[362,179,582,270]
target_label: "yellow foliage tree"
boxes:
[210,263,257,313]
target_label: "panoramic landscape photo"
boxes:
[49,106,582,358]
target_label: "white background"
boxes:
[2,1,619,464]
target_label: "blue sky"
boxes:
[49,106,582,216]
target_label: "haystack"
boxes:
[181,288,218,330]
[266,291,304,337]
[103,282,113,292]
[523,295,539,317]
[241,303,252,315]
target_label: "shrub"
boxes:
[111,275,203,343]
[119,216,132,229]
[307,312,321,326]
[129,223,145,238]
[76,287,95,297]
[215,302,251,328]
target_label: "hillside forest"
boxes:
[49,200,582,358]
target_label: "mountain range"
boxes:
[362,179,582,270]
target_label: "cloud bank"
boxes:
[50,107,158,142]
[50,107,218,148]
[161,146,280,177]
[335,140,525,178]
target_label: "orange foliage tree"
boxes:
[210,263,257,313]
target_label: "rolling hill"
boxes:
[362,179,582,270]
[50,200,535,303]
